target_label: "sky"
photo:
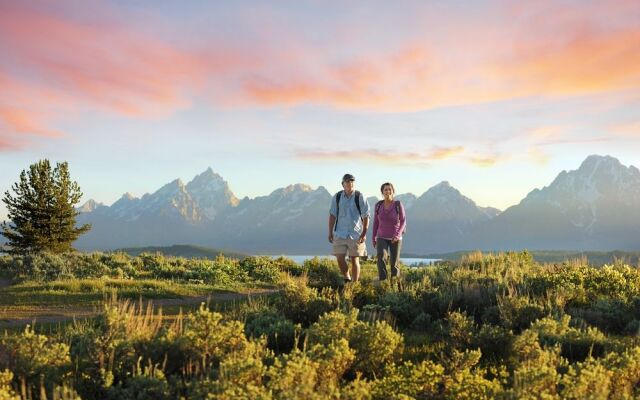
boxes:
[1,0,639,219]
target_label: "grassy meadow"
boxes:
[0,250,640,398]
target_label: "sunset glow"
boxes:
[1,0,639,216]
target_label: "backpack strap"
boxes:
[334,191,342,231]
[354,190,362,218]
[375,200,384,216]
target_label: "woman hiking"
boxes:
[372,182,406,284]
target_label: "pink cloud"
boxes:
[608,120,640,137]
[494,28,640,97]
[1,0,639,150]
[466,154,507,167]
[0,4,210,116]
[0,106,63,138]
[527,147,551,165]
[0,2,250,146]
[295,146,466,165]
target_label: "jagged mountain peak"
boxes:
[150,179,187,198]
[167,178,185,188]
[271,184,314,196]
[78,199,105,213]
[121,192,137,201]
[185,168,239,215]
[542,155,640,195]
[434,180,452,188]
[316,186,331,196]
[187,167,225,187]
[111,192,139,208]
[419,181,467,201]
[578,154,622,173]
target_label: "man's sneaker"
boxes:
[344,277,352,283]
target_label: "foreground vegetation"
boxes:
[424,249,640,266]
[1,251,640,398]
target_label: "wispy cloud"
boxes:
[295,146,471,166]
[0,106,64,138]
[525,126,567,142]
[0,2,248,147]
[608,120,640,137]
[527,147,551,165]
[493,28,640,97]
[465,154,508,167]
[1,0,638,151]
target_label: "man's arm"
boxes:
[328,214,336,243]
[359,215,369,244]
[358,194,370,244]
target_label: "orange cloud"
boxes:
[296,146,466,165]
[526,126,566,142]
[0,136,24,151]
[0,4,210,117]
[528,147,551,165]
[430,146,465,160]
[466,154,508,167]
[0,106,63,138]
[609,121,640,137]
[240,25,640,111]
[0,2,252,145]
[239,1,640,111]
[494,28,640,97]
[1,0,639,148]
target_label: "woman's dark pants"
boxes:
[376,239,402,280]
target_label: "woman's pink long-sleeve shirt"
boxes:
[372,201,406,241]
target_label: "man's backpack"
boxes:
[334,190,362,231]
[375,200,406,234]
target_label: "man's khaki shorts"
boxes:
[332,237,367,257]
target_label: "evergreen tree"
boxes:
[1,160,91,254]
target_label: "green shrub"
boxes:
[497,295,546,332]
[240,256,282,283]
[0,325,71,396]
[372,360,444,399]
[266,342,354,400]
[106,362,171,400]
[560,359,612,400]
[276,277,339,326]
[183,304,251,372]
[378,291,421,328]
[304,257,343,288]
[529,315,607,362]
[440,349,504,400]
[306,309,403,378]
[0,370,20,400]
[191,339,270,399]
[245,311,297,353]
[474,324,514,363]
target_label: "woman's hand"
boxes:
[372,239,377,247]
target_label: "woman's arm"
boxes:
[372,204,379,244]
[395,201,407,240]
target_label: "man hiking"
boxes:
[328,173,371,282]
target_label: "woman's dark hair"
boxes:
[380,182,395,194]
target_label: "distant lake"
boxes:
[273,255,441,267]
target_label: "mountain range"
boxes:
[73,155,640,254]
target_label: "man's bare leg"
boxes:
[336,254,351,280]
[350,256,361,282]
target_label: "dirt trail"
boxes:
[0,288,278,328]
